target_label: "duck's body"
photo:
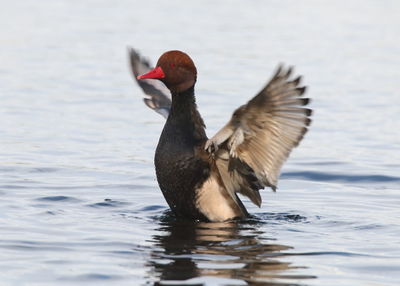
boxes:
[133,49,312,222]
[155,85,247,221]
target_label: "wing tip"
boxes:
[274,64,283,78]
[285,66,293,78]
[305,108,313,116]
[128,46,152,78]
[274,64,294,79]
[292,75,302,86]
[297,86,307,96]
[251,191,262,207]
[301,98,310,106]
[128,46,140,66]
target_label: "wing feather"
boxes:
[128,47,171,118]
[207,64,312,206]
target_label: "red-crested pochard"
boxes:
[130,48,312,222]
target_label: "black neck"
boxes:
[168,86,207,142]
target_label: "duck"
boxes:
[130,48,312,222]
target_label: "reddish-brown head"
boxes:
[137,50,197,93]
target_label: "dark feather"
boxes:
[128,47,172,118]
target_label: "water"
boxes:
[1,0,400,285]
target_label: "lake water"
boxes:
[1,0,400,285]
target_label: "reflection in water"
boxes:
[147,213,315,285]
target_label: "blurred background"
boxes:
[0,1,399,285]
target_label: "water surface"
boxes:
[1,0,400,285]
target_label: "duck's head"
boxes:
[137,50,197,93]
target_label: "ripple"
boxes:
[29,167,59,173]
[0,167,16,173]
[353,223,385,231]
[150,209,179,222]
[87,199,131,208]
[249,212,308,224]
[35,195,81,202]
[283,251,372,257]
[43,183,144,190]
[281,171,400,183]
[298,161,347,166]
[140,205,166,212]
[59,273,125,282]
[0,184,29,189]
[0,240,74,252]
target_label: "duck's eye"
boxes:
[170,63,175,68]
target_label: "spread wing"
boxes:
[205,65,312,207]
[128,47,171,118]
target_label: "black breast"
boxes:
[153,87,210,220]
[154,114,210,220]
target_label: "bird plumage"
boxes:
[130,48,312,222]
